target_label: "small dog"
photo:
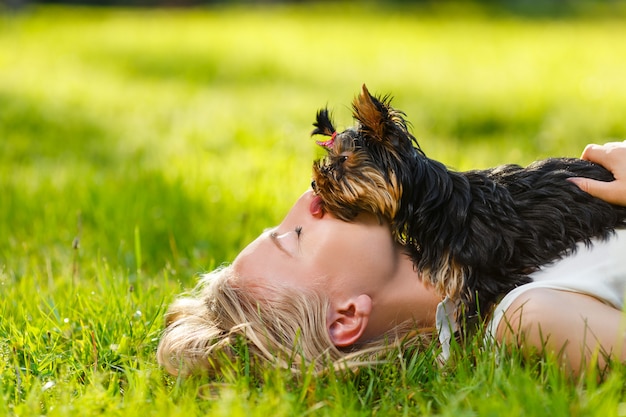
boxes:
[311,84,626,324]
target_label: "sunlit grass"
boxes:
[2,3,626,416]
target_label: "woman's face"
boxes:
[232,190,401,301]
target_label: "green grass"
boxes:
[2,2,626,415]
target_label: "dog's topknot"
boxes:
[311,108,337,149]
[311,108,336,138]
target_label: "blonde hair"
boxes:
[157,266,434,377]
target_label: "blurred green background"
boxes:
[3,1,626,284]
[3,1,626,415]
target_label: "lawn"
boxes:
[2,2,626,415]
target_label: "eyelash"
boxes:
[295,226,303,237]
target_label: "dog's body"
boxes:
[311,85,626,323]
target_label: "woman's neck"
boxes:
[362,249,442,340]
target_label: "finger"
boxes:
[569,177,623,205]
[581,141,626,160]
[580,143,601,161]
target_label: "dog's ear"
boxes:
[311,108,336,137]
[352,84,407,143]
[353,84,387,140]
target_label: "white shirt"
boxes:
[436,228,626,360]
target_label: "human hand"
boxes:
[569,140,626,206]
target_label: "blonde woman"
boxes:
[157,141,626,376]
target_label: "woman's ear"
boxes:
[327,294,372,347]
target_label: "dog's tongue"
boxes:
[310,195,324,218]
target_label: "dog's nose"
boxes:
[311,180,317,191]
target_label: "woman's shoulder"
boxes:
[492,287,587,341]
[490,287,626,372]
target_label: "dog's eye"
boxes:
[339,155,348,163]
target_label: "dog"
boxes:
[310,84,626,325]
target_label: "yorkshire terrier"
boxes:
[311,84,626,324]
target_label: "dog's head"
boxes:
[311,84,421,224]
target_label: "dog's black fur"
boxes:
[311,85,626,324]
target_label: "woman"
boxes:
[157,141,626,376]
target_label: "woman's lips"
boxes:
[310,195,324,218]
